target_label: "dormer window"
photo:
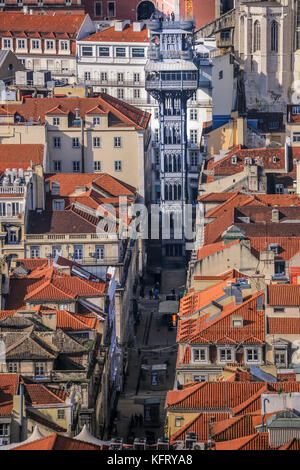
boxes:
[31,40,40,50]
[60,41,69,51]
[231,156,237,164]
[254,158,259,164]
[273,156,277,163]
[231,315,243,328]
[93,117,101,126]
[245,157,252,165]
[269,243,279,255]
[51,182,60,195]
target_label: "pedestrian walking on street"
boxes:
[140,286,144,298]
[139,414,143,427]
[149,289,153,300]
[154,288,159,299]
[134,413,139,427]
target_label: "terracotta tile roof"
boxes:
[206,148,285,177]
[79,23,150,43]
[197,239,240,261]
[26,208,99,234]
[45,172,136,198]
[279,438,300,450]
[235,206,300,223]
[210,412,279,441]
[204,208,235,245]
[249,236,300,261]
[170,412,230,444]
[197,192,236,202]
[215,432,271,450]
[193,270,248,281]
[6,266,105,309]
[0,374,69,417]
[166,382,300,411]
[56,310,100,331]
[24,383,66,405]
[15,259,49,271]
[13,433,101,450]
[0,373,19,416]
[205,192,300,219]
[177,292,265,345]
[178,278,234,318]
[0,11,88,35]
[1,95,150,130]
[0,144,43,171]
[267,284,300,306]
[268,317,300,335]
[181,346,191,364]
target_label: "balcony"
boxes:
[78,78,145,88]
[148,19,194,31]
[146,78,198,91]
[67,254,124,266]
[0,185,25,194]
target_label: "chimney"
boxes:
[271,208,280,223]
[285,136,291,173]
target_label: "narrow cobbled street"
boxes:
[113,268,186,444]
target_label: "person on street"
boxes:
[149,289,153,300]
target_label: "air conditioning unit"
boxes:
[109,438,123,450]
[133,438,146,450]
[157,438,169,450]
[192,442,205,450]
[185,431,198,449]
[174,440,185,450]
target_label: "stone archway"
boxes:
[137,1,155,20]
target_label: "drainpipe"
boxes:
[19,382,24,442]
[81,116,85,173]
[262,397,270,431]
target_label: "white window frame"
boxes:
[72,137,80,149]
[60,40,69,52]
[3,38,12,49]
[192,348,207,363]
[17,39,26,49]
[46,40,54,50]
[30,246,40,258]
[53,117,60,126]
[72,161,80,172]
[31,39,40,50]
[93,117,101,126]
[94,160,102,172]
[218,347,233,363]
[245,348,259,363]
[93,136,101,148]
[114,136,122,148]
[114,160,122,171]
[53,137,61,149]
[53,161,62,172]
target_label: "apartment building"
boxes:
[0,11,95,84]
[0,95,151,198]
[0,144,45,259]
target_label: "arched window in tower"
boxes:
[253,20,261,52]
[165,184,169,201]
[271,20,279,53]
